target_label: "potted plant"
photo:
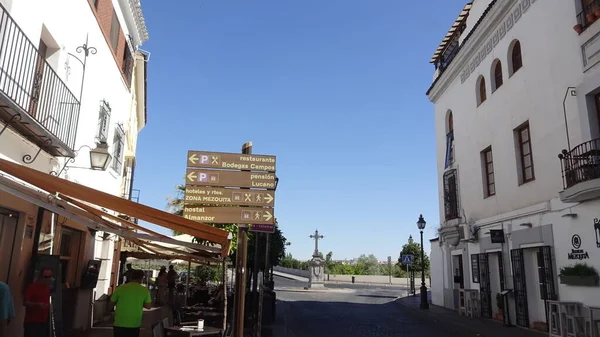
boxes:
[559,263,600,287]
[587,12,597,25]
[574,24,584,34]
[494,293,504,322]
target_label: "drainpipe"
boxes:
[563,87,577,152]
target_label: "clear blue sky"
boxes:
[134,0,466,261]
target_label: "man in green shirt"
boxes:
[111,270,152,337]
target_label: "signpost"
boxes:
[183,206,275,225]
[183,145,277,337]
[401,255,414,295]
[187,150,276,172]
[186,169,276,189]
[184,186,275,207]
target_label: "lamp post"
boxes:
[89,141,112,170]
[417,214,429,309]
[50,142,112,176]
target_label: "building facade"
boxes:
[428,0,600,333]
[0,0,148,335]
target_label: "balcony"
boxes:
[558,138,600,202]
[0,3,79,157]
[577,0,600,33]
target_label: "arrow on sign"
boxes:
[263,211,273,222]
[187,171,197,182]
[189,153,198,164]
[264,193,274,204]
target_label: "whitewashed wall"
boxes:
[431,0,587,224]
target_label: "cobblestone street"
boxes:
[274,276,546,337]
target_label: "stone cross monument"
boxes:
[307,229,325,288]
[310,229,324,257]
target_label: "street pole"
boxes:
[233,142,252,337]
[419,228,429,309]
[388,256,392,285]
[252,231,261,332]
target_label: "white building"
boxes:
[428,0,600,333]
[0,0,148,335]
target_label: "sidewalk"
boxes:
[397,292,546,337]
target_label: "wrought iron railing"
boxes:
[0,3,79,149]
[558,138,600,189]
[576,0,600,31]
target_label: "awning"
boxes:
[0,171,223,262]
[0,157,230,256]
[429,1,473,64]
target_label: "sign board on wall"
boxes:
[567,234,590,260]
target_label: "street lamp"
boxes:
[417,214,429,309]
[89,141,112,170]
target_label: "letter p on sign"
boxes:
[200,155,210,164]
[198,173,208,182]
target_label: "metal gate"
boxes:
[511,249,529,328]
[478,253,492,318]
[538,246,557,332]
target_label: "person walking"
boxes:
[166,266,178,304]
[111,270,152,337]
[0,281,15,337]
[122,264,134,284]
[155,267,167,306]
[23,268,52,337]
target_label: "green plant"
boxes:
[559,263,599,277]
[496,293,504,311]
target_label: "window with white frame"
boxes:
[111,124,125,173]
[96,100,111,143]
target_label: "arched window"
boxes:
[493,61,503,91]
[509,40,523,75]
[477,76,487,105]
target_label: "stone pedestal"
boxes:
[307,256,325,288]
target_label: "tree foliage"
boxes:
[281,250,430,277]
[398,241,430,273]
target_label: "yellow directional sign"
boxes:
[183,206,275,225]
[184,187,275,207]
[187,151,276,172]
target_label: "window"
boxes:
[516,123,535,183]
[112,124,125,173]
[445,111,454,168]
[493,61,503,91]
[482,147,495,197]
[109,10,120,52]
[96,100,111,143]
[477,76,487,105]
[122,44,134,84]
[511,41,523,75]
[443,169,460,220]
